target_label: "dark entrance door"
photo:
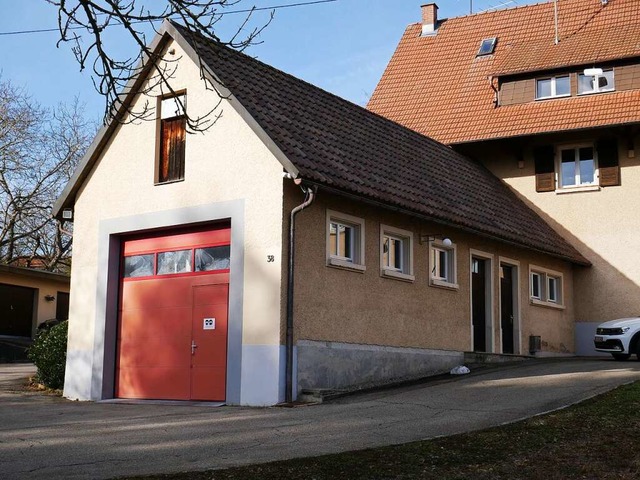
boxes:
[0,283,36,337]
[500,265,515,354]
[472,258,486,352]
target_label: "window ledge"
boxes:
[154,178,185,186]
[555,185,600,194]
[327,258,366,273]
[530,298,566,310]
[430,278,459,290]
[381,269,415,283]
[535,94,571,101]
[577,89,615,96]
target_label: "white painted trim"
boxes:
[469,249,495,353]
[499,257,521,355]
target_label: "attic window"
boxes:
[157,93,186,184]
[477,37,497,57]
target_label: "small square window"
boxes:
[326,211,365,271]
[477,37,497,56]
[430,240,457,288]
[536,76,570,100]
[380,225,413,281]
[157,93,186,184]
[578,69,614,95]
[530,267,563,307]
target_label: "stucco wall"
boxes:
[458,131,640,325]
[288,185,576,356]
[66,38,286,404]
[0,272,69,334]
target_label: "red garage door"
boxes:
[116,225,231,401]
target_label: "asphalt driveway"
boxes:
[2,358,640,480]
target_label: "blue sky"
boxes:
[0,0,542,123]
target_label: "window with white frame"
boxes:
[530,271,542,300]
[578,69,614,95]
[430,240,457,288]
[558,144,596,188]
[380,225,413,280]
[326,210,365,270]
[530,267,563,306]
[535,75,570,100]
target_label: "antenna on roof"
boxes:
[470,0,473,14]
[554,0,559,44]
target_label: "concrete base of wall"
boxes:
[296,340,464,394]
[575,322,608,357]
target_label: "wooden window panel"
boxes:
[597,139,620,187]
[533,145,555,192]
[159,116,186,183]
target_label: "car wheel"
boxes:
[612,353,631,361]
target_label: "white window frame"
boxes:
[429,240,458,289]
[530,271,542,300]
[556,143,599,190]
[529,265,564,309]
[380,224,414,282]
[577,69,615,95]
[326,210,365,272]
[535,75,571,100]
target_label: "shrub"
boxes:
[28,320,68,390]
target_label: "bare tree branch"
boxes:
[47,0,273,131]
[0,78,92,273]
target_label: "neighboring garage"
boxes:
[117,225,231,401]
[0,284,36,338]
[0,265,70,362]
[0,265,70,338]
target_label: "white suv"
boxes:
[594,317,640,360]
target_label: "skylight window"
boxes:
[477,37,497,56]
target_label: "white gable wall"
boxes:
[65,38,287,405]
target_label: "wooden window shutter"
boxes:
[159,116,186,183]
[533,145,555,192]
[597,138,620,187]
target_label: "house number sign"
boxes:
[203,318,216,330]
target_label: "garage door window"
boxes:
[123,243,230,280]
[123,254,155,278]
[157,249,192,275]
[195,246,231,271]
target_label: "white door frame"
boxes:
[469,249,495,353]
[499,257,522,355]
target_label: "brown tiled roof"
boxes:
[367,0,640,144]
[174,23,588,265]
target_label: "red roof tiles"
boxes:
[368,0,640,144]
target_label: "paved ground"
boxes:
[2,358,640,480]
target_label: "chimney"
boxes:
[421,3,438,36]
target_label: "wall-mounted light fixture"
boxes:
[44,295,56,302]
[420,234,453,246]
